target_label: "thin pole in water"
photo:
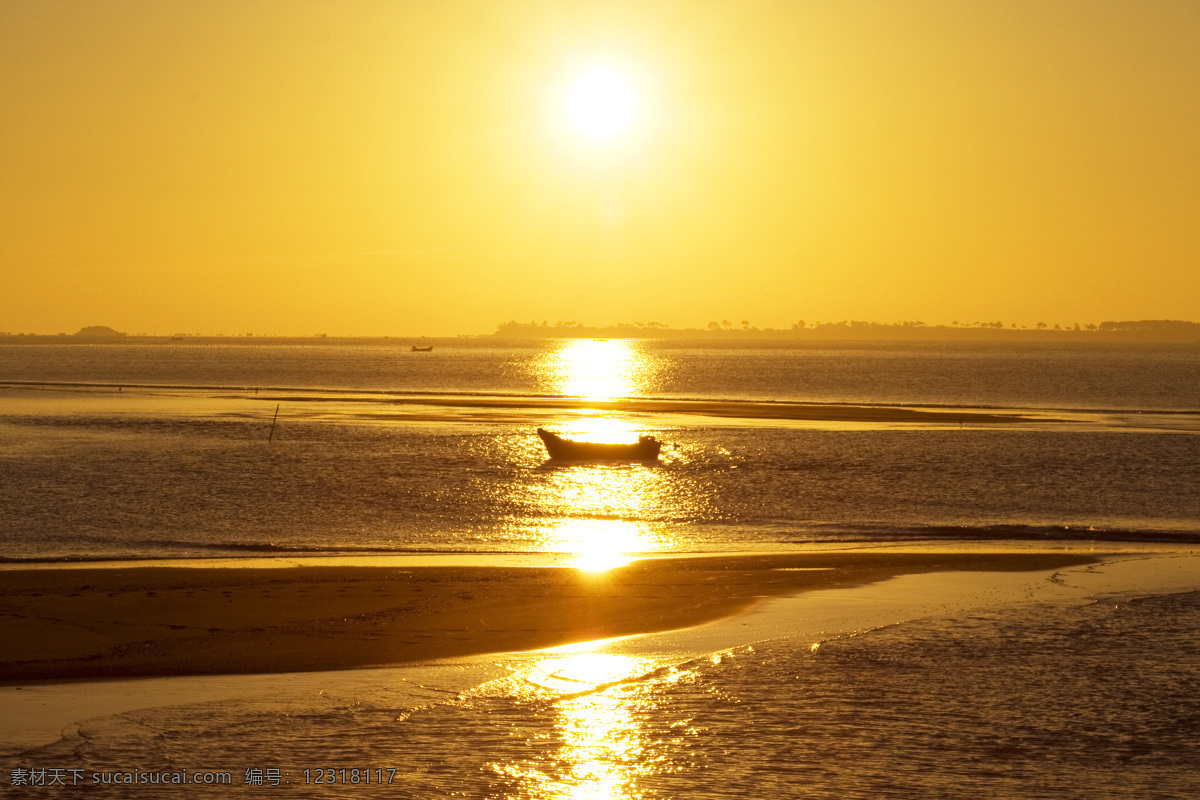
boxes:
[268,404,280,443]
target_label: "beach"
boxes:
[5,546,1200,799]
[1,550,1095,683]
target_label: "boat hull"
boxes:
[536,428,661,461]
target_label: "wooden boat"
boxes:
[411,345,433,352]
[536,427,662,461]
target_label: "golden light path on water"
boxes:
[538,338,652,405]
[525,311,671,791]
[542,519,651,572]
[530,339,669,571]
[494,646,697,799]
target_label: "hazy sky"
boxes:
[3,0,1197,335]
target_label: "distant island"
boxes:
[494,319,1200,343]
[74,325,127,338]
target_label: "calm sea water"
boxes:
[3,338,1200,798]
[1,338,1198,562]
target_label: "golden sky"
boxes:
[2,0,1197,335]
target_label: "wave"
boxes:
[0,541,542,565]
[787,521,1200,544]
[5,522,1199,566]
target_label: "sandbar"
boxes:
[0,551,1094,683]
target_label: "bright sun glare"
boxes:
[565,65,637,141]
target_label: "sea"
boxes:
[2,337,1199,797]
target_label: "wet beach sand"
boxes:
[0,551,1095,683]
[5,546,1200,792]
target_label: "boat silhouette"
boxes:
[536,427,661,462]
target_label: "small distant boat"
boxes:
[411,345,433,352]
[537,427,662,462]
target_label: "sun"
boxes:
[564,65,638,141]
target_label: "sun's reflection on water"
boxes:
[525,338,678,571]
[532,459,671,569]
[487,340,701,796]
[536,339,658,401]
[494,649,692,799]
[542,519,651,571]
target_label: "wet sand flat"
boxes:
[0,551,1093,683]
[0,383,1031,426]
[260,392,1032,425]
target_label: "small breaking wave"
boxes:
[788,521,1200,544]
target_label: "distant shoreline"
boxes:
[491,319,1200,344]
[2,322,1199,345]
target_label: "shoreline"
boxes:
[4,548,1200,758]
[1,550,1098,684]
